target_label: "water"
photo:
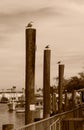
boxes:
[0,103,25,129]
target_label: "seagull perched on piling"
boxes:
[27,21,33,28]
[45,45,49,49]
[57,61,61,64]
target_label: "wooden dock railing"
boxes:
[11,104,83,130]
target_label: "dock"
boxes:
[2,25,84,130]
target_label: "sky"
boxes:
[0,0,84,90]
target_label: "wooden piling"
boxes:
[72,89,76,108]
[72,90,77,117]
[43,49,51,118]
[65,90,68,111]
[25,27,36,124]
[81,91,84,102]
[52,93,57,114]
[58,64,64,113]
[2,124,14,130]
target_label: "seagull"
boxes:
[45,45,49,49]
[27,21,33,28]
[57,61,61,64]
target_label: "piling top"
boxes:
[26,27,36,30]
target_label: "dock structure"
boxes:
[25,26,36,124]
[7,26,84,130]
[11,104,84,130]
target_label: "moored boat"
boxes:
[16,107,25,113]
[15,101,25,113]
[7,99,17,111]
[7,96,18,111]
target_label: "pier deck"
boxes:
[11,104,84,130]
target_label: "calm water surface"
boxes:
[0,104,25,129]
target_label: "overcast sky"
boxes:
[0,0,84,90]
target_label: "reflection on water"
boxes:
[0,104,25,129]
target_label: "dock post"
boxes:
[25,26,36,124]
[43,48,51,118]
[65,90,68,111]
[72,89,76,117]
[52,93,57,114]
[2,124,14,130]
[72,89,76,108]
[58,64,64,113]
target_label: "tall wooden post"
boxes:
[72,89,76,108]
[43,48,51,118]
[58,64,64,113]
[65,90,68,111]
[81,91,84,102]
[52,93,57,114]
[25,27,36,124]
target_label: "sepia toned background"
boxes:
[0,0,84,90]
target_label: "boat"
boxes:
[0,96,9,103]
[15,96,43,115]
[7,94,19,111]
[8,101,16,111]
[16,107,25,113]
[15,101,25,113]
[7,91,25,111]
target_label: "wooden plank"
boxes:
[62,118,84,130]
